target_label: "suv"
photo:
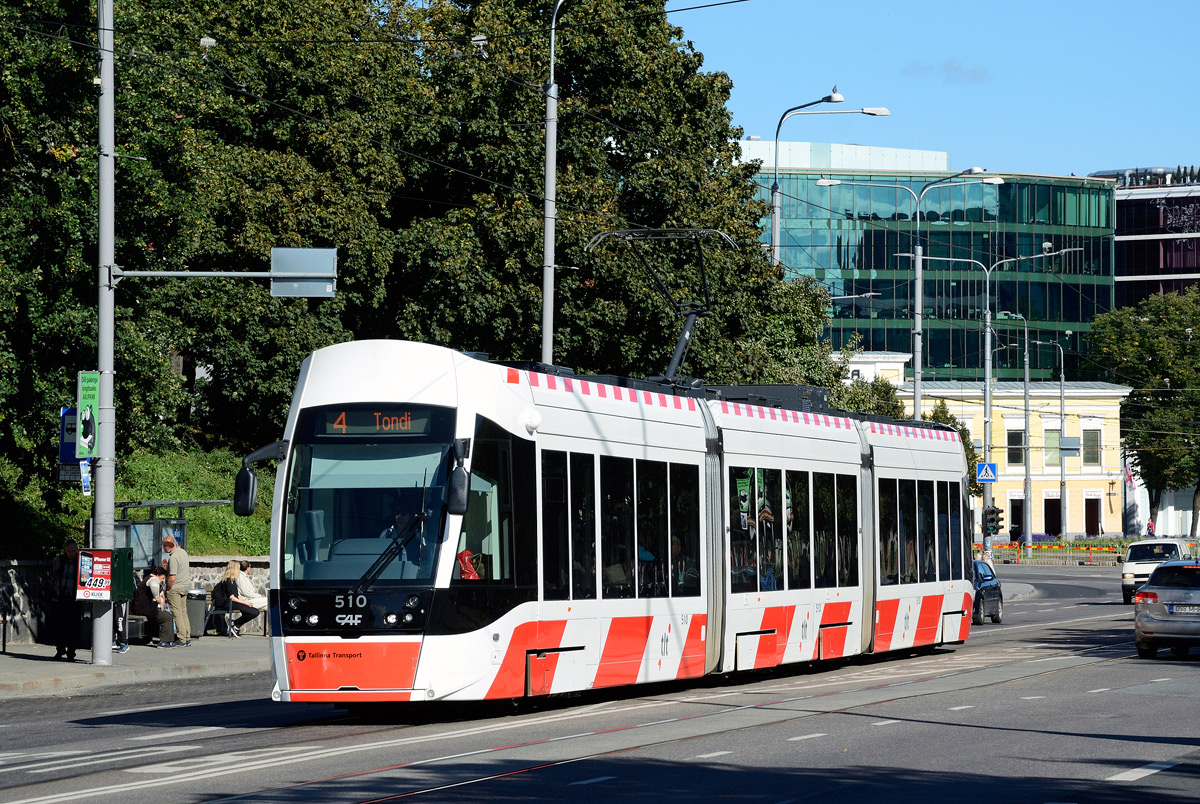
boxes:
[1133,560,1200,659]
[1121,538,1194,604]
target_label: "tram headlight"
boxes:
[306,614,320,626]
[291,614,302,624]
[405,594,420,609]
[384,613,398,626]
[403,612,415,624]
[288,597,302,610]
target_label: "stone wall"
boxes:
[0,556,271,646]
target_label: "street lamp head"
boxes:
[816,178,840,187]
[1042,241,1053,254]
[1065,329,1073,337]
[824,86,844,103]
[982,176,1004,185]
[861,107,890,116]
[961,166,985,175]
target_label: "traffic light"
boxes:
[993,507,1005,536]
[983,506,1000,535]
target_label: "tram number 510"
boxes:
[334,594,368,610]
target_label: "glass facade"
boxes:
[1114,189,1200,308]
[760,170,1116,381]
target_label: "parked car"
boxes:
[1121,538,1194,604]
[1133,560,1200,659]
[972,560,1003,624]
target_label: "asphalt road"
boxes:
[4,564,1197,804]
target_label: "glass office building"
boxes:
[751,144,1116,382]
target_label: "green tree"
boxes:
[926,398,984,498]
[1083,288,1200,535]
[0,0,837,555]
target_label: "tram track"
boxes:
[195,608,1142,803]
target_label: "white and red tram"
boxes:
[235,340,974,704]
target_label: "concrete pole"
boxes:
[93,0,116,666]
[912,241,923,421]
[1023,322,1033,560]
[982,293,993,515]
[1060,355,1067,537]
[540,0,566,366]
[771,180,782,268]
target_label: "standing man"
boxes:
[52,539,83,662]
[161,535,191,648]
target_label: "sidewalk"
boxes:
[0,634,272,701]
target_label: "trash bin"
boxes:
[186,589,207,639]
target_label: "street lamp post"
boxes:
[1034,335,1071,538]
[771,93,889,268]
[1000,311,1032,558]
[541,0,568,365]
[915,247,1082,520]
[816,170,1003,420]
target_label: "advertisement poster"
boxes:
[75,549,112,601]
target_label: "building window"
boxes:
[1083,430,1101,466]
[1007,430,1024,467]
[1045,429,1060,467]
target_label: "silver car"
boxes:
[1133,559,1200,659]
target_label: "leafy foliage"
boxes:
[1,0,853,555]
[1083,288,1200,535]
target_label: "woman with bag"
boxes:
[211,561,260,637]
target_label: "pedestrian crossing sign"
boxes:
[976,462,997,483]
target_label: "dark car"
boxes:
[1134,559,1200,659]
[972,559,1003,624]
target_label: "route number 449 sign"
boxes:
[75,549,112,601]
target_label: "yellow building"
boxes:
[899,380,1131,539]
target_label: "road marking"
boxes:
[872,720,900,726]
[949,706,975,711]
[570,776,615,786]
[95,702,201,717]
[1107,761,1180,782]
[0,751,86,765]
[127,726,226,741]
[19,746,196,774]
[787,733,827,741]
[1150,678,1172,683]
[1087,688,1110,693]
[1021,696,1046,700]
[694,751,732,759]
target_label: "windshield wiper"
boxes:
[353,471,430,595]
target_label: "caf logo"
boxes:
[296,650,307,662]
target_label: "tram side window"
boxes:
[936,481,951,581]
[758,469,783,591]
[786,470,812,590]
[637,460,669,598]
[836,474,858,587]
[949,481,964,580]
[878,478,899,586]
[670,463,701,597]
[571,454,597,599]
[600,456,635,598]
[452,417,537,588]
[918,480,937,583]
[541,451,570,600]
[813,472,837,588]
[898,479,917,583]
[729,467,757,593]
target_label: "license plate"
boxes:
[1169,604,1200,614]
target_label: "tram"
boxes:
[234,340,974,704]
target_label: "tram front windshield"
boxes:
[280,404,455,587]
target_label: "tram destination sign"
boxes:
[318,408,435,437]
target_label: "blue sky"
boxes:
[664,0,1196,177]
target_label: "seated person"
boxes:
[211,560,261,637]
[132,566,173,644]
[236,560,269,612]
